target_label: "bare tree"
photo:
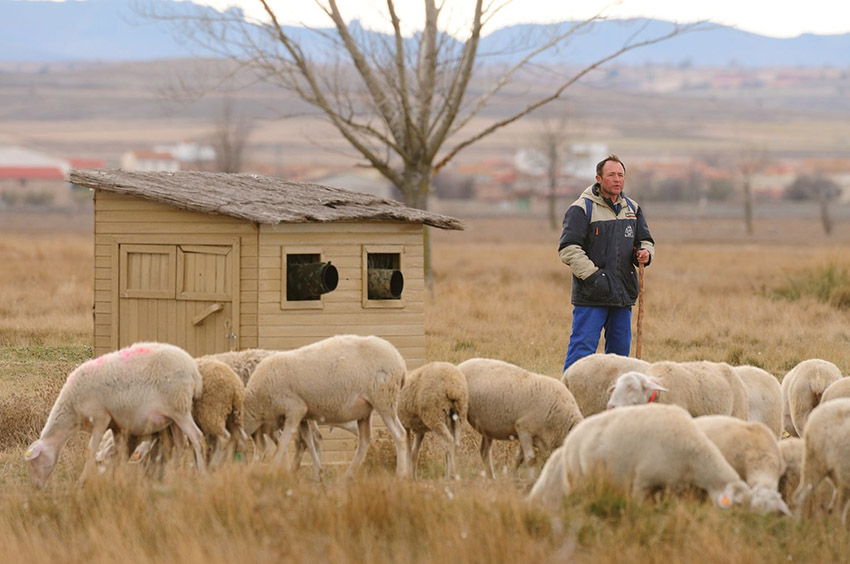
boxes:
[142,0,693,286]
[737,146,770,236]
[784,174,841,235]
[527,114,571,230]
[210,97,253,173]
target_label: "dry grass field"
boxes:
[1,209,850,563]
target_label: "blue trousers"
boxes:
[563,305,632,373]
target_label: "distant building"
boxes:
[153,140,216,169]
[0,146,100,207]
[120,149,181,172]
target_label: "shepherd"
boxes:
[557,154,655,372]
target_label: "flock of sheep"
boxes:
[22,337,850,524]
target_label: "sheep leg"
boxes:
[434,422,456,480]
[170,412,206,472]
[80,416,112,486]
[409,430,425,480]
[301,421,323,482]
[271,417,302,469]
[345,416,372,478]
[209,431,231,468]
[792,475,825,518]
[515,430,537,479]
[291,426,307,471]
[374,408,410,478]
[480,436,495,479]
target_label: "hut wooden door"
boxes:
[118,242,240,356]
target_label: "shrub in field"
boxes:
[767,263,850,307]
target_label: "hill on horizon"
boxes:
[5,0,850,67]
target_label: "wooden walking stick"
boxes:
[636,262,645,359]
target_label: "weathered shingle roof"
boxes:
[70,168,464,230]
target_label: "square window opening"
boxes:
[367,252,403,300]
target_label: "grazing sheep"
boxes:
[193,358,248,467]
[778,437,804,503]
[792,398,850,524]
[693,415,791,515]
[200,349,275,386]
[606,361,747,418]
[529,404,753,511]
[243,334,409,479]
[732,365,783,439]
[458,358,583,479]
[781,359,842,437]
[24,342,206,489]
[398,362,469,480]
[561,353,650,416]
[820,377,850,405]
[201,348,325,466]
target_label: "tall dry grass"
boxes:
[2,212,850,563]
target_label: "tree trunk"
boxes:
[400,166,435,294]
[743,179,754,235]
[819,185,833,235]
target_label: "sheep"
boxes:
[693,415,791,515]
[778,437,804,503]
[528,404,753,511]
[398,361,469,480]
[199,349,275,386]
[606,361,748,418]
[193,358,248,466]
[97,357,249,470]
[792,398,850,524]
[457,358,583,479]
[201,348,325,466]
[781,358,842,437]
[820,377,850,404]
[24,342,205,489]
[732,365,783,438]
[561,353,651,416]
[243,334,409,479]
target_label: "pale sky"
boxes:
[194,0,850,39]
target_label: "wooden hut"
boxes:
[71,168,463,368]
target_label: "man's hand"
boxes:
[636,249,650,265]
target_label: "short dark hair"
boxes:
[596,154,626,177]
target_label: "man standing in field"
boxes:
[558,154,654,372]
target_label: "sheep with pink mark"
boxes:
[24,342,206,489]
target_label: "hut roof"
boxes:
[70,168,464,230]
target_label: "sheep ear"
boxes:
[717,493,733,508]
[607,384,616,395]
[24,441,44,461]
[644,378,668,392]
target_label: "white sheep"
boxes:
[199,349,275,386]
[561,353,650,416]
[98,358,249,470]
[820,377,850,404]
[732,365,783,439]
[693,415,791,515]
[201,348,323,465]
[778,437,803,503]
[791,398,850,524]
[528,404,753,510]
[457,358,583,479]
[24,342,206,489]
[606,361,748,418]
[781,358,842,437]
[398,361,469,480]
[243,334,409,479]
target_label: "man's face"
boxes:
[596,160,625,201]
